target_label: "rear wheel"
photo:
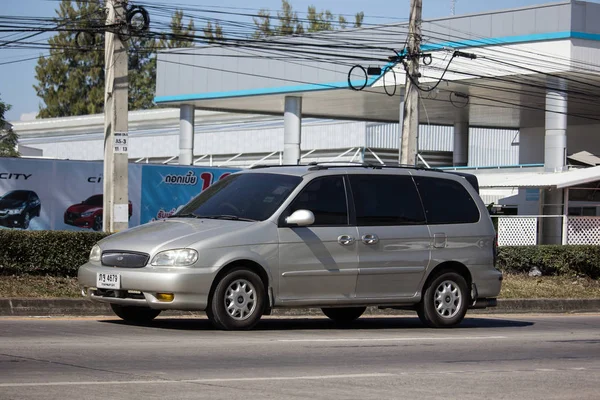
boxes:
[207,268,266,330]
[417,272,468,328]
[110,304,161,323]
[322,307,366,323]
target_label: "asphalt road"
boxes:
[1,314,599,400]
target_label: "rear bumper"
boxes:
[77,262,218,311]
[469,297,497,309]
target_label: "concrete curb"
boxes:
[1,298,599,317]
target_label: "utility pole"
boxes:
[451,0,456,16]
[103,0,129,232]
[400,0,422,166]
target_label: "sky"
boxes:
[0,0,580,121]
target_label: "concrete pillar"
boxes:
[179,104,194,165]
[453,107,469,166]
[283,96,302,165]
[541,79,568,244]
[545,79,567,173]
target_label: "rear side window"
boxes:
[286,176,348,226]
[414,176,480,225]
[349,175,426,226]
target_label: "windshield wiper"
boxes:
[168,213,200,219]
[197,215,257,222]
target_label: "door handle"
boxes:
[361,234,379,245]
[338,235,355,246]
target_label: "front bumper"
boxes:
[0,213,23,228]
[64,215,94,228]
[78,262,219,311]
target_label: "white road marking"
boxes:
[535,369,557,372]
[0,367,593,388]
[0,373,396,388]
[276,335,508,343]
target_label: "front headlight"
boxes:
[81,211,94,217]
[89,244,101,262]
[151,249,198,267]
[7,207,24,215]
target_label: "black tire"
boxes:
[110,304,161,324]
[207,268,266,330]
[322,307,366,323]
[93,216,102,231]
[417,271,469,328]
[21,212,30,229]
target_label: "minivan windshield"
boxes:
[176,173,302,222]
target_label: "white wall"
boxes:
[519,127,544,164]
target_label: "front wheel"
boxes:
[93,216,102,231]
[21,212,31,229]
[207,268,266,330]
[322,307,366,323]
[110,304,161,324]
[417,272,468,328]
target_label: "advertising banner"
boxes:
[140,165,238,224]
[0,158,239,231]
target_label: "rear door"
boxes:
[349,173,431,298]
[413,175,487,271]
[277,175,359,302]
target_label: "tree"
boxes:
[253,9,273,39]
[203,21,224,43]
[34,0,105,118]
[252,0,363,38]
[158,10,196,48]
[306,6,334,33]
[0,96,19,157]
[354,12,364,28]
[35,2,197,118]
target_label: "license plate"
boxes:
[96,273,121,289]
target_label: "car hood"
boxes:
[68,204,100,213]
[98,218,258,255]
[0,199,25,210]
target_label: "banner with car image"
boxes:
[0,158,238,231]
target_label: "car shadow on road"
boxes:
[99,315,534,331]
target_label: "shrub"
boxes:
[1,231,599,280]
[497,245,600,279]
[0,230,108,277]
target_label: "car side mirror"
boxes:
[285,209,315,227]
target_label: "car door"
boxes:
[277,175,359,303]
[413,175,486,271]
[348,173,431,298]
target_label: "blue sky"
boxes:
[0,0,576,121]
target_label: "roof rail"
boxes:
[250,161,442,171]
[307,161,441,172]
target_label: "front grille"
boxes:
[67,212,80,219]
[101,251,149,268]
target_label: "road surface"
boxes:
[1,314,599,399]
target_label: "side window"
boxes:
[349,174,426,226]
[414,176,480,225]
[286,176,348,226]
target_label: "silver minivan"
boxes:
[78,164,502,330]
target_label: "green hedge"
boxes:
[497,245,600,279]
[0,230,108,277]
[0,231,599,279]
